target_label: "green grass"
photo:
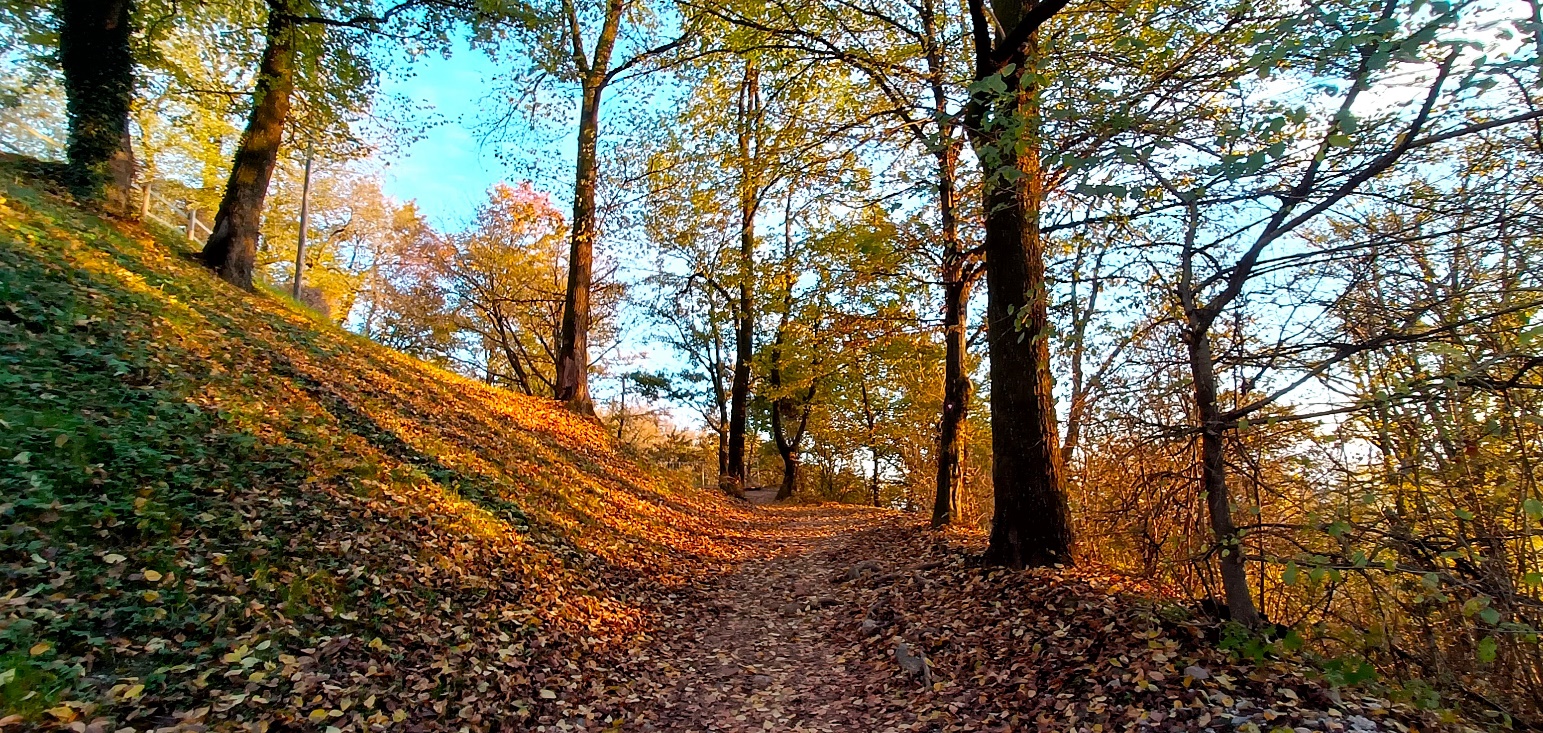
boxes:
[0,159,750,730]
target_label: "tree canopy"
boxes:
[5,0,1543,719]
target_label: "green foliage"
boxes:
[0,166,309,719]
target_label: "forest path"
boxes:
[587,502,1429,733]
[624,503,909,732]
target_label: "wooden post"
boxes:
[292,144,313,299]
[139,181,152,220]
[186,204,198,242]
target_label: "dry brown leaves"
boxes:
[0,173,1482,733]
[545,510,1478,733]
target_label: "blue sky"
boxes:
[373,44,557,231]
[372,47,681,400]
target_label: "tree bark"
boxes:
[967,30,1074,568]
[933,264,971,526]
[771,404,799,500]
[930,141,970,528]
[870,442,882,507]
[725,278,752,490]
[201,2,295,289]
[59,0,136,211]
[554,77,602,415]
[725,65,762,492]
[1185,321,1263,626]
[918,0,971,527]
[768,274,814,502]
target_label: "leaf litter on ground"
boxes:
[0,161,1479,732]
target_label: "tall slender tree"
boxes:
[724,61,765,491]
[545,0,687,414]
[202,0,296,287]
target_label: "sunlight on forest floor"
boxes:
[0,164,1478,731]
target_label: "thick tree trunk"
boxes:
[1185,325,1262,626]
[554,79,603,415]
[201,3,294,289]
[968,35,1074,568]
[59,0,136,210]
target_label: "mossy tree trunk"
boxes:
[59,0,136,211]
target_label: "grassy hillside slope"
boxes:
[0,161,757,731]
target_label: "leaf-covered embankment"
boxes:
[0,160,759,730]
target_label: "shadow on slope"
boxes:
[0,160,757,731]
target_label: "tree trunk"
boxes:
[59,0,136,210]
[725,292,752,490]
[716,425,730,480]
[968,34,1074,568]
[554,78,603,415]
[931,138,968,527]
[921,0,973,528]
[725,65,762,492]
[870,443,882,507]
[201,2,295,289]
[768,281,813,502]
[710,316,733,488]
[772,403,799,500]
[1185,324,1262,626]
[934,269,971,526]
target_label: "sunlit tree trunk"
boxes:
[59,0,136,211]
[555,76,603,414]
[554,0,627,415]
[202,1,295,289]
[966,25,1074,567]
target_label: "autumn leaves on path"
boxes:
[631,506,900,731]
[600,504,1456,733]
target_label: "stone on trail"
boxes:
[894,640,932,686]
[846,560,882,581]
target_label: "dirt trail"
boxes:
[583,502,1447,733]
[627,505,901,732]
